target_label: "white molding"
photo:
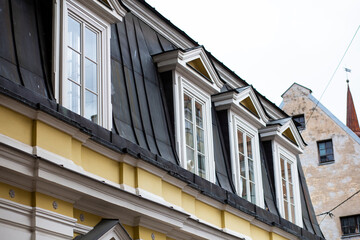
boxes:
[153,48,223,94]
[74,222,93,235]
[222,228,252,240]
[32,207,77,239]
[272,142,303,228]
[0,198,32,229]
[212,86,268,129]
[230,112,265,209]
[259,118,304,155]
[59,0,113,130]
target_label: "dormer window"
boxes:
[153,47,223,182]
[213,86,268,207]
[260,118,305,226]
[53,0,126,130]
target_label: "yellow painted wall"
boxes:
[34,121,72,159]
[222,211,251,236]
[195,200,222,227]
[120,162,136,188]
[123,225,134,239]
[71,139,82,165]
[81,147,120,183]
[271,232,288,240]
[162,181,181,206]
[73,208,101,227]
[136,168,162,196]
[182,192,196,215]
[0,182,32,206]
[251,225,270,240]
[0,105,33,145]
[33,192,73,217]
[135,226,166,240]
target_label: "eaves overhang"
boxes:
[212,86,268,129]
[152,47,223,93]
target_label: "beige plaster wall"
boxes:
[281,84,360,240]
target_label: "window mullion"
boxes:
[192,98,198,175]
[80,22,85,117]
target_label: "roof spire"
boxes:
[345,69,360,137]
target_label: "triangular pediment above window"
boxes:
[212,86,268,128]
[84,0,127,23]
[282,127,297,146]
[152,46,223,93]
[239,96,260,118]
[259,117,306,154]
[187,58,211,80]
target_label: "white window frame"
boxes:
[54,0,112,130]
[174,75,215,182]
[229,113,264,208]
[273,143,303,227]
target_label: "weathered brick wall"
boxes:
[282,84,360,240]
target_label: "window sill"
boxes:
[318,160,335,166]
[341,233,360,239]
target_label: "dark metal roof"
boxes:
[0,1,324,239]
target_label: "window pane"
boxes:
[282,179,287,200]
[184,94,192,121]
[195,101,203,128]
[319,149,326,156]
[241,177,247,199]
[287,162,292,183]
[319,142,325,150]
[247,136,252,159]
[289,183,294,204]
[326,141,332,148]
[67,16,80,51]
[280,158,285,179]
[67,49,80,83]
[249,159,254,182]
[197,127,204,154]
[326,148,333,154]
[291,204,295,223]
[186,147,195,173]
[85,59,97,93]
[185,120,194,148]
[239,154,246,177]
[237,130,244,154]
[198,153,205,178]
[284,200,289,220]
[85,27,97,61]
[64,80,80,114]
[250,181,256,204]
[85,90,98,123]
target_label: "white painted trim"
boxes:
[231,112,265,209]
[177,76,216,183]
[59,0,112,130]
[74,222,93,235]
[273,142,303,227]
[212,86,268,129]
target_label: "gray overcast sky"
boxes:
[145,0,360,124]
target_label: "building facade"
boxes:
[0,0,324,239]
[281,83,360,240]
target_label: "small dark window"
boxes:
[317,140,334,164]
[293,114,305,131]
[341,215,360,236]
